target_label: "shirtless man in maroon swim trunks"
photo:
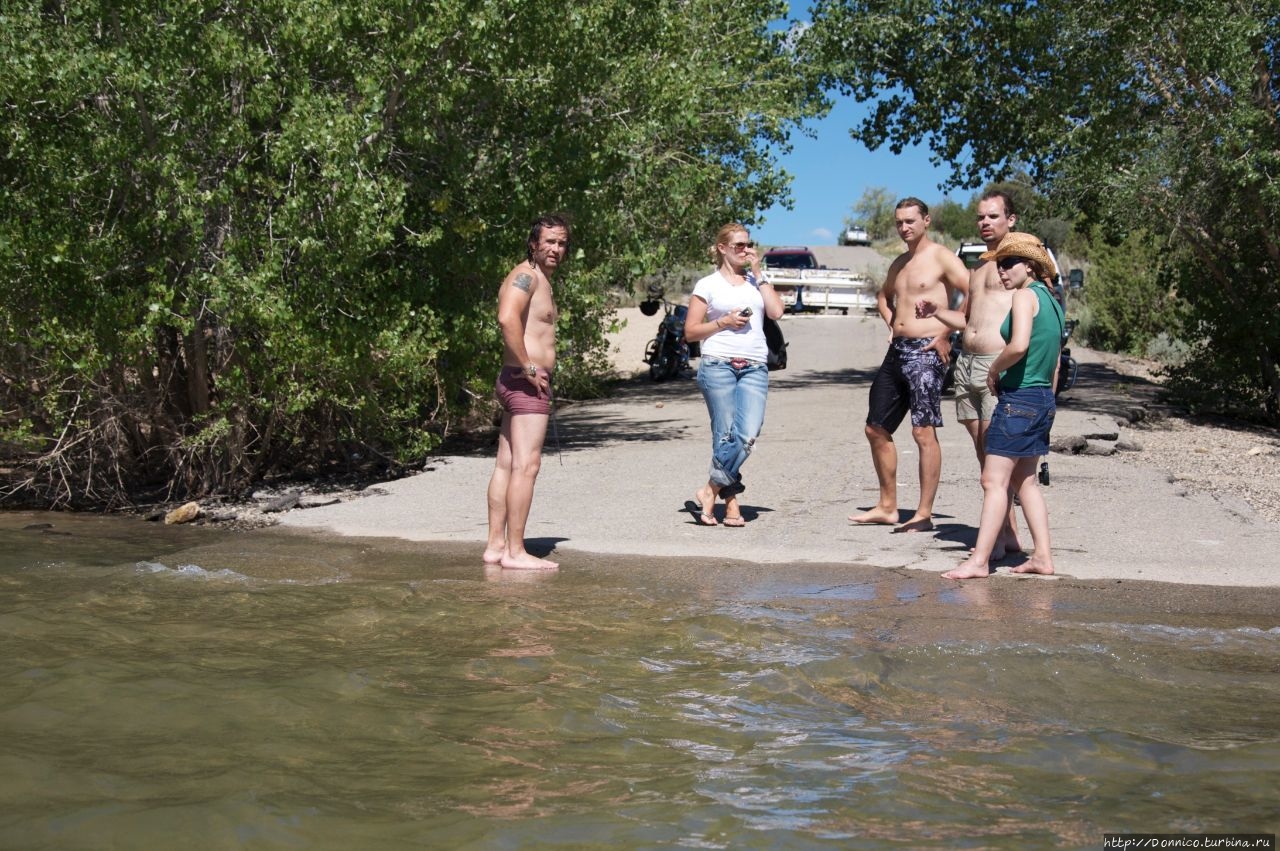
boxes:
[483,215,570,570]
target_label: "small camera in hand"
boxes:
[739,307,753,317]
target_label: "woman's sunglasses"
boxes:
[996,256,1028,270]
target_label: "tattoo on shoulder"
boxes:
[512,273,534,293]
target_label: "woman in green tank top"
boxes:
[944,232,1064,581]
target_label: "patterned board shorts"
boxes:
[867,337,946,432]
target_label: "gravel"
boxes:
[1081,348,1280,526]
[1125,415,1280,525]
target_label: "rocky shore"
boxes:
[1131,417,1280,525]
[1069,349,1280,526]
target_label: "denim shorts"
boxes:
[985,386,1055,458]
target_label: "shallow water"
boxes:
[1,512,1278,849]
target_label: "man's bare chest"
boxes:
[528,288,557,325]
[896,271,946,298]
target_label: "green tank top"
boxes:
[998,282,1065,390]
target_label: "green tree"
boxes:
[809,0,1280,420]
[1075,228,1184,355]
[927,197,976,243]
[847,186,895,239]
[0,0,826,506]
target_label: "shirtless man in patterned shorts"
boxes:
[851,198,969,533]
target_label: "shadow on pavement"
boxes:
[437,350,1171,460]
[1052,360,1166,419]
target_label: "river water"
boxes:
[2,511,1278,849]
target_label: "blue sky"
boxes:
[753,95,965,248]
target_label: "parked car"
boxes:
[957,240,1065,303]
[761,246,820,272]
[956,241,986,272]
[841,225,871,246]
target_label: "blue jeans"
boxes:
[696,356,769,487]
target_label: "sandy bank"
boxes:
[279,308,1280,588]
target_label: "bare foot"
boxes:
[721,495,746,527]
[892,516,934,534]
[482,546,506,565]
[943,558,991,580]
[973,537,1022,562]
[695,486,719,526]
[850,508,897,525]
[484,565,550,583]
[1012,556,1054,576]
[501,551,560,570]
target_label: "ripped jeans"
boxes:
[696,356,769,488]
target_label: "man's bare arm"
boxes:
[878,261,902,331]
[964,268,981,321]
[941,250,970,310]
[915,298,967,330]
[497,268,540,380]
[921,249,970,356]
[510,270,534,294]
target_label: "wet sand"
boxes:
[279,310,1280,588]
[256,525,1280,626]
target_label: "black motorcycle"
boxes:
[1055,318,1079,396]
[1036,318,1080,485]
[639,285,698,381]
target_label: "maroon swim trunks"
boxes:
[495,366,551,416]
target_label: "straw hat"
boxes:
[980,232,1058,279]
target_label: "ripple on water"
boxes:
[2,520,1279,848]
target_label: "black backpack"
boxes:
[763,316,788,371]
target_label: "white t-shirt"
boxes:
[692,270,768,362]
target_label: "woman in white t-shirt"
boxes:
[683,223,785,526]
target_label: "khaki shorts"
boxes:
[954,352,998,422]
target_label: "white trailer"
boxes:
[762,246,877,314]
